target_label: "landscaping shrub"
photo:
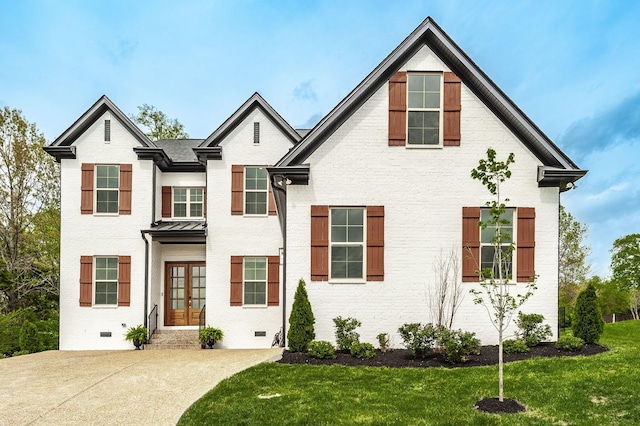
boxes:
[308,341,336,359]
[19,320,43,354]
[556,335,585,351]
[515,312,552,347]
[287,279,315,352]
[573,283,604,344]
[0,309,38,356]
[503,338,530,354]
[398,323,437,358]
[376,333,390,352]
[333,316,361,351]
[350,342,376,359]
[437,328,481,363]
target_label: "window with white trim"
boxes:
[480,208,515,279]
[95,257,118,305]
[95,165,119,213]
[173,187,204,218]
[330,208,365,280]
[243,257,267,305]
[407,73,442,146]
[244,167,268,215]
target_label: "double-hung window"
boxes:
[173,188,204,218]
[480,208,514,280]
[330,208,365,280]
[245,167,268,215]
[95,257,118,305]
[407,73,442,146]
[243,257,267,305]
[95,165,119,213]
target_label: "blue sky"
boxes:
[1,0,639,277]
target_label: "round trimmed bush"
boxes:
[556,335,584,351]
[503,339,530,354]
[308,340,336,359]
[350,342,376,359]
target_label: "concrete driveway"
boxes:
[0,348,282,425]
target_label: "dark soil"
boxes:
[277,342,608,369]
[475,397,526,413]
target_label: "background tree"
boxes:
[0,106,59,313]
[558,205,591,311]
[469,148,536,404]
[589,276,630,316]
[287,279,315,352]
[610,233,640,319]
[129,104,189,140]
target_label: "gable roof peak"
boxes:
[47,95,153,149]
[200,92,300,147]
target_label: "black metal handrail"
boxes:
[199,304,206,332]
[148,304,158,341]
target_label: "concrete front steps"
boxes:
[145,329,202,350]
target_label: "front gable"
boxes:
[276,17,586,191]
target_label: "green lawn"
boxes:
[179,321,639,425]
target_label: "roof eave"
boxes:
[193,146,223,165]
[537,166,588,192]
[43,145,76,162]
[134,147,206,172]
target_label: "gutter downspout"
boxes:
[142,231,150,329]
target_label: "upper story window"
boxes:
[407,73,442,146]
[330,208,365,280]
[480,208,514,279]
[173,188,204,218]
[95,256,118,305]
[95,165,119,213]
[244,167,268,215]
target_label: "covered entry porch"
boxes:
[142,221,207,338]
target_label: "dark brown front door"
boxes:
[165,262,206,326]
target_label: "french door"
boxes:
[165,262,206,326]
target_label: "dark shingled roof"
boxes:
[154,139,204,163]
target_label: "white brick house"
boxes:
[45,17,585,350]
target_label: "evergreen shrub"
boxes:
[572,283,604,343]
[437,328,481,363]
[515,312,552,347]
[503,338,530,354]
[19,320,43,354]
[556,335,585,351]
[398,323,437,358]
[287,279,315,352]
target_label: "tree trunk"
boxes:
[498,328,504,402]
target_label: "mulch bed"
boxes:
[278,342,608,414]
[277,342,608,369]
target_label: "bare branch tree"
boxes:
[428,247,463,329]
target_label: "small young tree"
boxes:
[287,279,315,352]
[428,248,463,330]
[469,148,536,403]
[572,282,604,343]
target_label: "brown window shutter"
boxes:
[231,165,244,215]
[310,205,329,281]
[443,72,461,146]
[162,186,172,218]
[268,185,276,215]
[389,72,407,146]
[119,164,132,215]
[462,207,481,282]
[79,256,93,306]
[267,256,279,306]
[203,187,207,218]
[366,206,384,281]
[230,256,243,306]
[81,164,94,214]
[517,207,536,282]
[118,256,131,306]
